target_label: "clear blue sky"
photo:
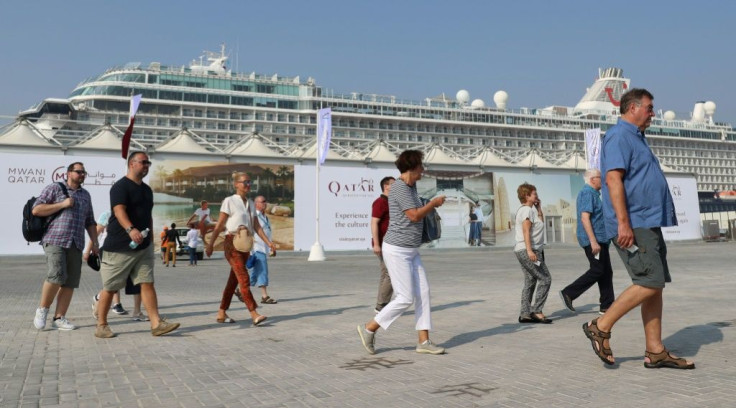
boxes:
[1,1,734,125]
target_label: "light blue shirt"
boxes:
[600,119,677,240]
[576,184,607,247]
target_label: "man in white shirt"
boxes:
[244,196,277,304]
[187,200,216,245]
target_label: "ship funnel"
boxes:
[692,101,706,123]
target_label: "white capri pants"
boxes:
[374,242,432,331]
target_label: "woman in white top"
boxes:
[513,182,552,324]
[205,172,275,325]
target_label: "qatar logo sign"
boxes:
[327,177,375,198]
[6,165,67,184]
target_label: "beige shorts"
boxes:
[100,247,155,291]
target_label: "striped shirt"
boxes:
[34,182,96,250]
[383,179,423,248]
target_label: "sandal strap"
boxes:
[645,348,689,366]
[589,319,611,339]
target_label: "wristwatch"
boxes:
[125,226,133,234]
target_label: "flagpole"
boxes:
[308,108,329,261]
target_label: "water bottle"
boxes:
[129,228,150,249]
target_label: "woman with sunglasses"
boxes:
[206,172,275,326]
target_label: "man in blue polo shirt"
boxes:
[559,168,614,315]
[581,89,694,369]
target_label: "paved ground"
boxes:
[1,242,734,407]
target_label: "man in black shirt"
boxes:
[95,151,179,338]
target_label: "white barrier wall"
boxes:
[1,150,703,255]
[2,151,128,255]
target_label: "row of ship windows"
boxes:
[78,87,299,109]
[90,110,583,140]
[92,73,301,96]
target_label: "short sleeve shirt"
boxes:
[576,184,607,247]
[34,182,95,250]
[194,207,210,222]
[514,205,544,252]
[220,194,256,234]
[104,177,154,252]
[383,179,423,248]
[253,211,272,254]
[371,195,390,247]
[600,119,677,239]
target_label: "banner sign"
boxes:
[316,108,332,165]
[1,152,128,254]
[585,128,602,170]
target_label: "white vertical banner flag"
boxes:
[317,108,332,165]
[584,128,602,170]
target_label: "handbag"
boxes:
[231,196,254,253]
[420,198,442,243]
[232,227,253,253]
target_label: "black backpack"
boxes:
[22,182,69,244]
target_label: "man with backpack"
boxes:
[32,162,98,331]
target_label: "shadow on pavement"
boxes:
[442,323,534,348]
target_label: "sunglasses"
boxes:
[71,170,87,175]
[134,160,152,166]
[238,180,252,186]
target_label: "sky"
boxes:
[1,1,735,126]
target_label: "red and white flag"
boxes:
[121,94,142,159]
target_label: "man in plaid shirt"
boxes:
[32,162,98,331]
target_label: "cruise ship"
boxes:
[2,45,735,193]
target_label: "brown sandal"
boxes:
[644,348,695,369]
[582,318,614,365]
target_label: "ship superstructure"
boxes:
[2,46,735,192]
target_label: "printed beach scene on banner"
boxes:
[149,160,294,250]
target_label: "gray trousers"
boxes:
[514,249,551,316]
[375,254,393,309]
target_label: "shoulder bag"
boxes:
[420,197,442,243]
[232,197,254,253]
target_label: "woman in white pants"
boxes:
[357,150,446,355]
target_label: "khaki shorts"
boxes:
[100,247,155,292]
[613,227,671,289]
[43,244,82,288]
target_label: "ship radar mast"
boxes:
[190,43,230,76]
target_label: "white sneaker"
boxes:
[33,307,48,330]
[356,325,376,355]
[52,316,76,331]
[416,340,445,355]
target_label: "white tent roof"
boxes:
[365,142,397,162]
[515,151,557,169]
[73,125,146,150]
[424,145,463,165]
[227,136,282,157]
[0,121,56,146]
[469,149,511,167]
[155,129,214,154]
[297,142,349,160]
[560,153,588,171]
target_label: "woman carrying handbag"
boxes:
[205,172,276,326]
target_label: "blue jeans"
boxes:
[188,247,197,265]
